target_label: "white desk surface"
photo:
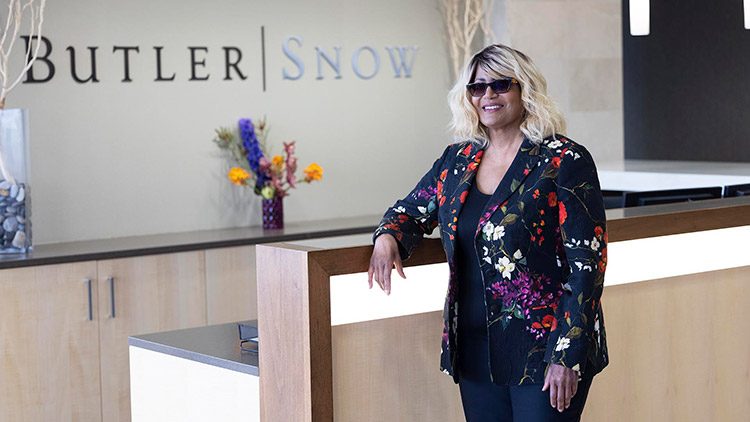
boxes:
[598,159,750,191]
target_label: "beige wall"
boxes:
[10,0,622,244]
[492,0,623,164]
[11,0,453,243]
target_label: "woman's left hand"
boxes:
[542,363,579,412]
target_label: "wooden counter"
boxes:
[256,196,750,421]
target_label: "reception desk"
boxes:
[255,196,750,421]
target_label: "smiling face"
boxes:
[470,65,525,135]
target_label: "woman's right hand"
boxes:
[368,234,406,295]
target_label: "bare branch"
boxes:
[441,0,495,81]
[0,0,46,108]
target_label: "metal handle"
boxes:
[85,278,93,321]
[108,277,116,318]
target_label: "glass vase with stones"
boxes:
[0,109,31,253]
[261,196,283,230]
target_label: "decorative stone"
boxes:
[16,187,24,202]
[11,231,25,249]
[9,184,18,199]
[3,216,17,232]
[0,181,9,190]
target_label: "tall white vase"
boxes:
[0,109,31,253]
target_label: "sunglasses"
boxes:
[466,78,519,97]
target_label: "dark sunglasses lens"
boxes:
[490,79,512,93]
[467,83,487,97]
[467,79,513,97]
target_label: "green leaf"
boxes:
[519,184,525,194]
[577,292,583,305]
[513,306,524,319]
[518,202,525,212]
[567,327,583,339]
[501,213,518,225]
[510,179,520,191]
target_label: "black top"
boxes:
[455,182,492,382]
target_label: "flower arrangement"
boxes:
[213,117,323,199]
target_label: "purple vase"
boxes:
[261,196,284,230]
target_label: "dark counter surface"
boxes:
[2,195,750,270]
[129,321,259,376]
[0,214,380,269]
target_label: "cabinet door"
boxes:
[97,251,206,422]
[0,262,101,422]
[205,245,257,324]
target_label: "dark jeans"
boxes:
[458,375,594,422]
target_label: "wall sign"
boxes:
[20,27,420,91]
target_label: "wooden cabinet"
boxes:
[97,251,207,422]
[0,262,102,422]
[205,245,257,324]
[0,247,254,422]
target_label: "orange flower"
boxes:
[551,156,561,168]
[272,154,284,168]
[542,315,558,331]
[440,169,448,181]
[559,201,567,225]
[594,226,604,237]
[227,167,250,185]
[303,163,323,181]
[460,190,468,203]
[533,189,540,199]
[547,192,558,207]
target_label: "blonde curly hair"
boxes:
[448,44,566,146]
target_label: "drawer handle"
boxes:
[108,277,116,318]
[85,279,93,321]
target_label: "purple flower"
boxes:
[239,118,268,188]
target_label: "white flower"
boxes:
[482,246,489,256]
[493,225,505,241]
[564,150,581,160]
[547,140,563,149]
[591,237,600,251]
[483,257,492,264]
[555,337,571,352]
[513,249,523,260]
[584,240,590,246]
[594,319,600,332]
[495,256,516,279]
[417,206,427,214]
[482,222,495,239]
[394,206,406,213]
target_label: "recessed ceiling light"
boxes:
[630,0,650,36]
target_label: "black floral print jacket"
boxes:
[374,136,609,385]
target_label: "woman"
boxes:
[368,44,609,421]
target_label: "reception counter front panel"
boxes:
[256,196,750,422]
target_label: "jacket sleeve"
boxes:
[544,144,607,376]
[373,144,453,261]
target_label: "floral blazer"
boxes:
[374,136,609,385]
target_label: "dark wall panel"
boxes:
[623,0,750,161]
